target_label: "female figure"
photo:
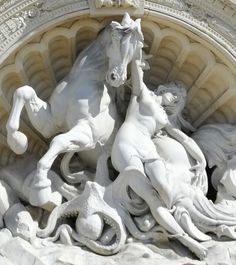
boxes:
[111,52,206,209]
[111,51,208,259]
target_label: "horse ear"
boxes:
[135,19,141,32]
[121,12,132,26]
[135,18,141,27]
[110,21,121,30]
[135,18,144,40]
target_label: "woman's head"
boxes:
[154,81,187,115]
[154,81,195,132]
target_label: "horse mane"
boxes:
[69,26,111,76]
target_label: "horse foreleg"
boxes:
[6,86,30,154]
[6,85,56,154]
[29,123,95,206]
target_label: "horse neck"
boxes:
[70,29,110,79]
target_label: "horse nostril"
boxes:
[111,73,116,81]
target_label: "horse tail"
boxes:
[60,152,93,184]
[37,200,70,237]
[176,191,236,240]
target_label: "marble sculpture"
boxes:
[2,13,236,262]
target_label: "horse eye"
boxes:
[124,28,132,34]
[112,30,122,40]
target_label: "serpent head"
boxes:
[37,181,127,255]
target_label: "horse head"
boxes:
[106,13,144,87]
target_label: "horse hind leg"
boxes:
[29,123,95,206]
[6,85,56,154]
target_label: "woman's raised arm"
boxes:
[130,49,148,97]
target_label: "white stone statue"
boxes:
[6,13,143,207]
[109,51,236,258]
[110,52,210,258]
[111,52,207,207]
[37,47,236,261]
[3,13,236,264]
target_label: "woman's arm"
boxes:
[165,124,206,174]
[130,49,148,97]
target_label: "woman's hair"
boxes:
[154,81,195,133]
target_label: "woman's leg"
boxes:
[145,160,172,209]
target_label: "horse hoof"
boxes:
[29,180,52,206]
[198,247,208,261]
[7,131,28,155]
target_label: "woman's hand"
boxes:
[190,162,207,192]
[190,162,206,178]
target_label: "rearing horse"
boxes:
[6,13,143,206]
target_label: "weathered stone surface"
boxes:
[0,1,236,265]
[0,237,44,265]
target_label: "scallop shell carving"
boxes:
[0,17,236,168]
